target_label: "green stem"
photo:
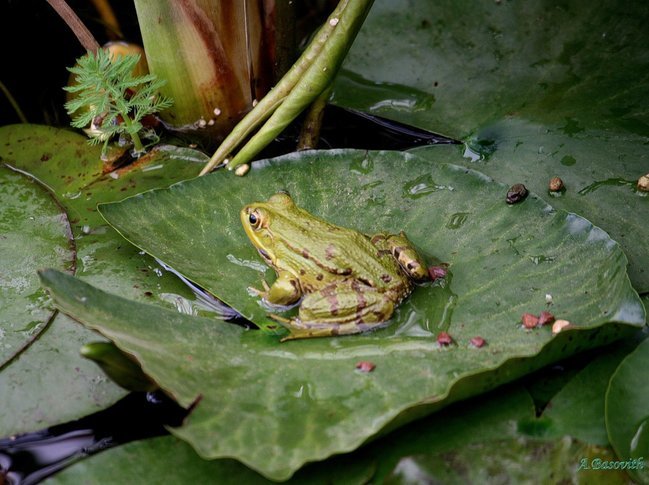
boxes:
[46,0,100,52]
[296,83,332,151]
[0,80,28,123]
[105,78,146,154]
[199,0,355,175]
[122,116,145,153]
[226,0,373,171]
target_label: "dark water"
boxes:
[0,392,187,485]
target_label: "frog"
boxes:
[240,192,429,340]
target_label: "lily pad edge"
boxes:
[37,268,644,481]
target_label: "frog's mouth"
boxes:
[257,248,273,265]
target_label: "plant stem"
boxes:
[199,0,355,175]
[109,84,145,153]
[133,0,271,138]
[90,0,123,40]
[0,80,28,124]
[224,0,373,172]
[46,0,100,53]
[296,83,332,151]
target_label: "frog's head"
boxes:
[240,192,296,268]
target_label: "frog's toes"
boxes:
[268,313,292,325]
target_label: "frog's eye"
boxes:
[248,209,265,230]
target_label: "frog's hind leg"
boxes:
[278,281,395,341]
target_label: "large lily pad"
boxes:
[0,124,212,435]
[47,386,530,484]
[46,149,643,479]
[333,0,649,292]
[51,383,634,484]
[0,165,75,367]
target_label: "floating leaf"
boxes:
[333,0,649,292]
[0,124,209,435]
[0,165,75,367]
[606,337,649,484]
[532,340,641,446]
[50,387,532,484]
[45,149,643,479]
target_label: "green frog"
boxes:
[241,192,429,340]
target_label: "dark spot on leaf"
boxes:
[506,183,528,204]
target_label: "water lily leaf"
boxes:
[333,0,649,292]
[0,124,210,435]
[48,434,375,485]
[52,383,632,484]
[533,339,642,446]
[0,165,75,367]
[49,386,532,484]
[48,149,643,479]
[606,337,649,484]
[381,438,626,484]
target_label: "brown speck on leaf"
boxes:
[144,291,153,297]
[538,311,555,326]
[356,361,376,373]
[40,153,51,162]
[470,336,486,348]
[549,177,564,192]
[437,331,453,346]
[506,183,528,204]
[637,173,649,192]
[521,312,539,329]
[428,265,447,281]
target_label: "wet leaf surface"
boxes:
[533,339,642,446]
[48,368,634,484]
[45,149,643,479]
[606,336,649,484]
[0,124,210,435]
[50,386,533,485]
[333,0,649,292]
[0,165,75,367]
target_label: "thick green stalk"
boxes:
[199,0,351,175]
[225,0,374,172]
[133,0,271,138]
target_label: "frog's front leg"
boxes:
[278,280,394,340]
[253,271,302,306]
